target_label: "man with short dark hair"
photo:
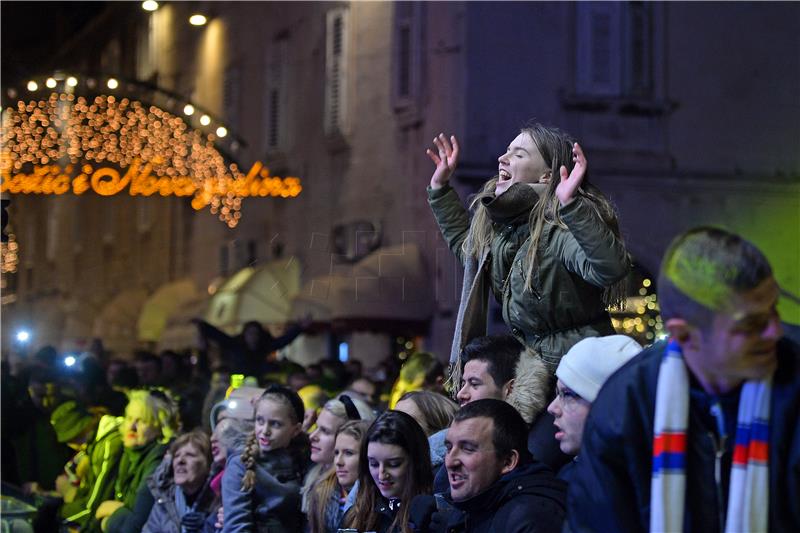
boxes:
[426,399,565,532]
[455,335,524,405]
[568,227,800,532]
[427,335,558,486]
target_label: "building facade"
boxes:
[3,1,798,363]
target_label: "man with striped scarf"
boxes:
[566,227,800,532]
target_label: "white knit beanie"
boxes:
[555,335,643,402]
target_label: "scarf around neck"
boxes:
[650,340,772,532]
[481,183,540,224]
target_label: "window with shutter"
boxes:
[575,2,655,99]
[266,34,289,150]
[325,7,349,135]
[392,2,425,120]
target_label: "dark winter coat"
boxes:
[440,461,566,532]
[428,183,629,373]
[195,320,303,378]
[221,449,304,533]
[567,338,800,532]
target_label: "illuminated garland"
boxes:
[1,93,301,227]
[1,232,18,275]
[611,277,665,342]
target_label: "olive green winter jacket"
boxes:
[428,183,629,373]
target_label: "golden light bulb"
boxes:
[189,14,207,26]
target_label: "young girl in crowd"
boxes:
[426,124,630,378]
[344,411,433,533]
[300,395,374,513]
[307,420,370,533]
[221,385,309,532]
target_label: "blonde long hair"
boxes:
[462,123,626,309]
[307,420,370,533]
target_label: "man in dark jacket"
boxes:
[567,227,800,532]
[193,318,307,380]
[420,399,566,532]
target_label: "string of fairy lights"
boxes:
[610,276,666,345]
[1,90,250,226]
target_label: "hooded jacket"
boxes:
[440,461,566,533]
[428,183,629,376]
[61,414,124,530]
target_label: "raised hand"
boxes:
[426,133,460,189]
[556,142,587,206]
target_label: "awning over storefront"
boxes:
[156,295,209,352]
[92,288,149,358]
[137,279,202,343]
[290,243,434,334]
[204,257,301,335]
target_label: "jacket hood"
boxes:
[96,414,122,441]
[148,452,175,497]
[506,347,551,424]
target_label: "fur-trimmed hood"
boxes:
[506,347,551,424]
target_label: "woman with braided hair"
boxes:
[426,123,631,382]
[220,385,309,532]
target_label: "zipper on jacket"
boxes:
[708,400,728,531]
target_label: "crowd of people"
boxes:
[2,122,798,532]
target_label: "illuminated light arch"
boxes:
[1,73,302,227]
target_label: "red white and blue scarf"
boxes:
[650,339,771,532]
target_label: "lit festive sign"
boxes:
[1,93,302,227]
[0,159,302,210]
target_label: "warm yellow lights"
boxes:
[0,93,303,228]
[189,14,207,26]
[1,161,301,201]
[107,78,119,89]
[142,0,159,11]
[183,104,195,116]
[1,233,19,275]
[199,114,211,126]
[46,78,57,89]
[27,81,38,91]
[67,76,78,87]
